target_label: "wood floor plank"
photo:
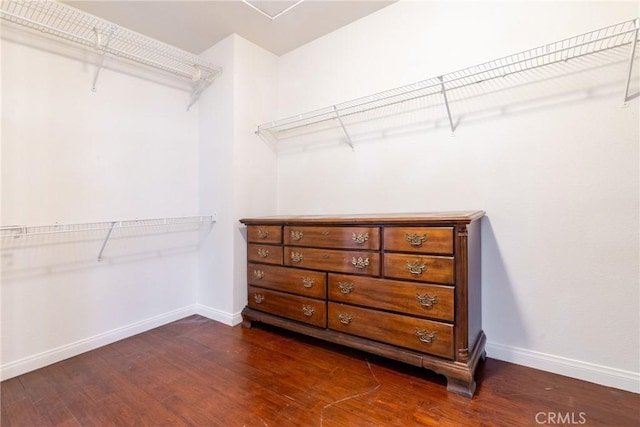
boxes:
[2,315,638,426]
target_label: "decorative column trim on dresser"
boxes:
[239,211,485,397]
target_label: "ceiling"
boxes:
[64,1,396,56]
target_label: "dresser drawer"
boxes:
[248,263,326,299]
[383,227,454,255]
[247,244,283,265]
[249,286,326,327]
[284,226,380,250]
[328,303,454,359]
[284,247,380,276]
[247,225,282,244]
[328,274,454,322]
[384,253,454,284]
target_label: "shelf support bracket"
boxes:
[187,76,213,111]
[622,18,639,107]
[438,76,456,135]
[97,221,117,261]
[92,26,115,92]
[333,105,354,150]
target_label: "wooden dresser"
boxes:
[240,212,485,397]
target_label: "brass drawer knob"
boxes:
[291,252,304,263]
[337,282,354,294]
[407,261,427,275]
[254,294,265,304]
[302,305,315,317]
[257,248,270,258]
[351,257,369,269]
[337,312,353,325]
[406,233,427,247]
[352,232,369,245]
[290,230,304,241]
[415,328,437,343]
[416,293,438,308]
[258,229,269,239]
[302,277,315,288]
[253,270,265,280]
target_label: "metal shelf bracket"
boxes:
[97,221,117,261]
[438,76,456,135]
[622,18,639,107]
[92,26,115,92]
[333,105,354,150]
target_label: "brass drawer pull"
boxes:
[258,229,269,239]
[337,282,354,294]
[351,257,370,269]
[253,270,265,280]
[322,253,330,259]
[254,294,265,304]
[302,277,315,288]
[257,248,270,258]
[406,233,427,247]
[407,261,427,275]
[321,230,330,236]
[416,293,438,308]
[352,232,369,245]
[337,312,353,325]
[415,328,437,343]
[290,252,303,263]
[290,230,304,241]
[302,305,315,317]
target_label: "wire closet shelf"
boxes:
[1,215,215,261]
[0,1,222,106]
[257,18,640,145]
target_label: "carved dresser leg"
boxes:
[446,377,477,398]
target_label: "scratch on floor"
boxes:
[319,358,382,426]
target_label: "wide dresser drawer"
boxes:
[284,226,380,250]
[248,263,326,299]
[383,227,454,254]
[328,302,454,359]
[248,286,326,328]
[247,243,283,265]
[284,247,380,276]
[328,274,454,322]
[384,253,455,284]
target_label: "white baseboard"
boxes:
[0,305,198,381]
[195,303,243,326]
[486,341,640,394]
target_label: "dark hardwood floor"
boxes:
[2,315,638,426]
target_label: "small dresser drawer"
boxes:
[383,227,454,254]
[247,244,283,265]
[284,226,380,250]
[328,303,454,359]
[384,253,455,284]
[247,225,282,244]
[284,247,380,276]
[249,286,326,328]
[248,263,326,299]
[328,274,454,322]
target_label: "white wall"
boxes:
[274,1,639,392]
[1,25,202,379]
[197,34,278,323]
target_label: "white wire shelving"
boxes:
[256,18,640,147]
[1,215,215,261]
[0,0,222,109]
